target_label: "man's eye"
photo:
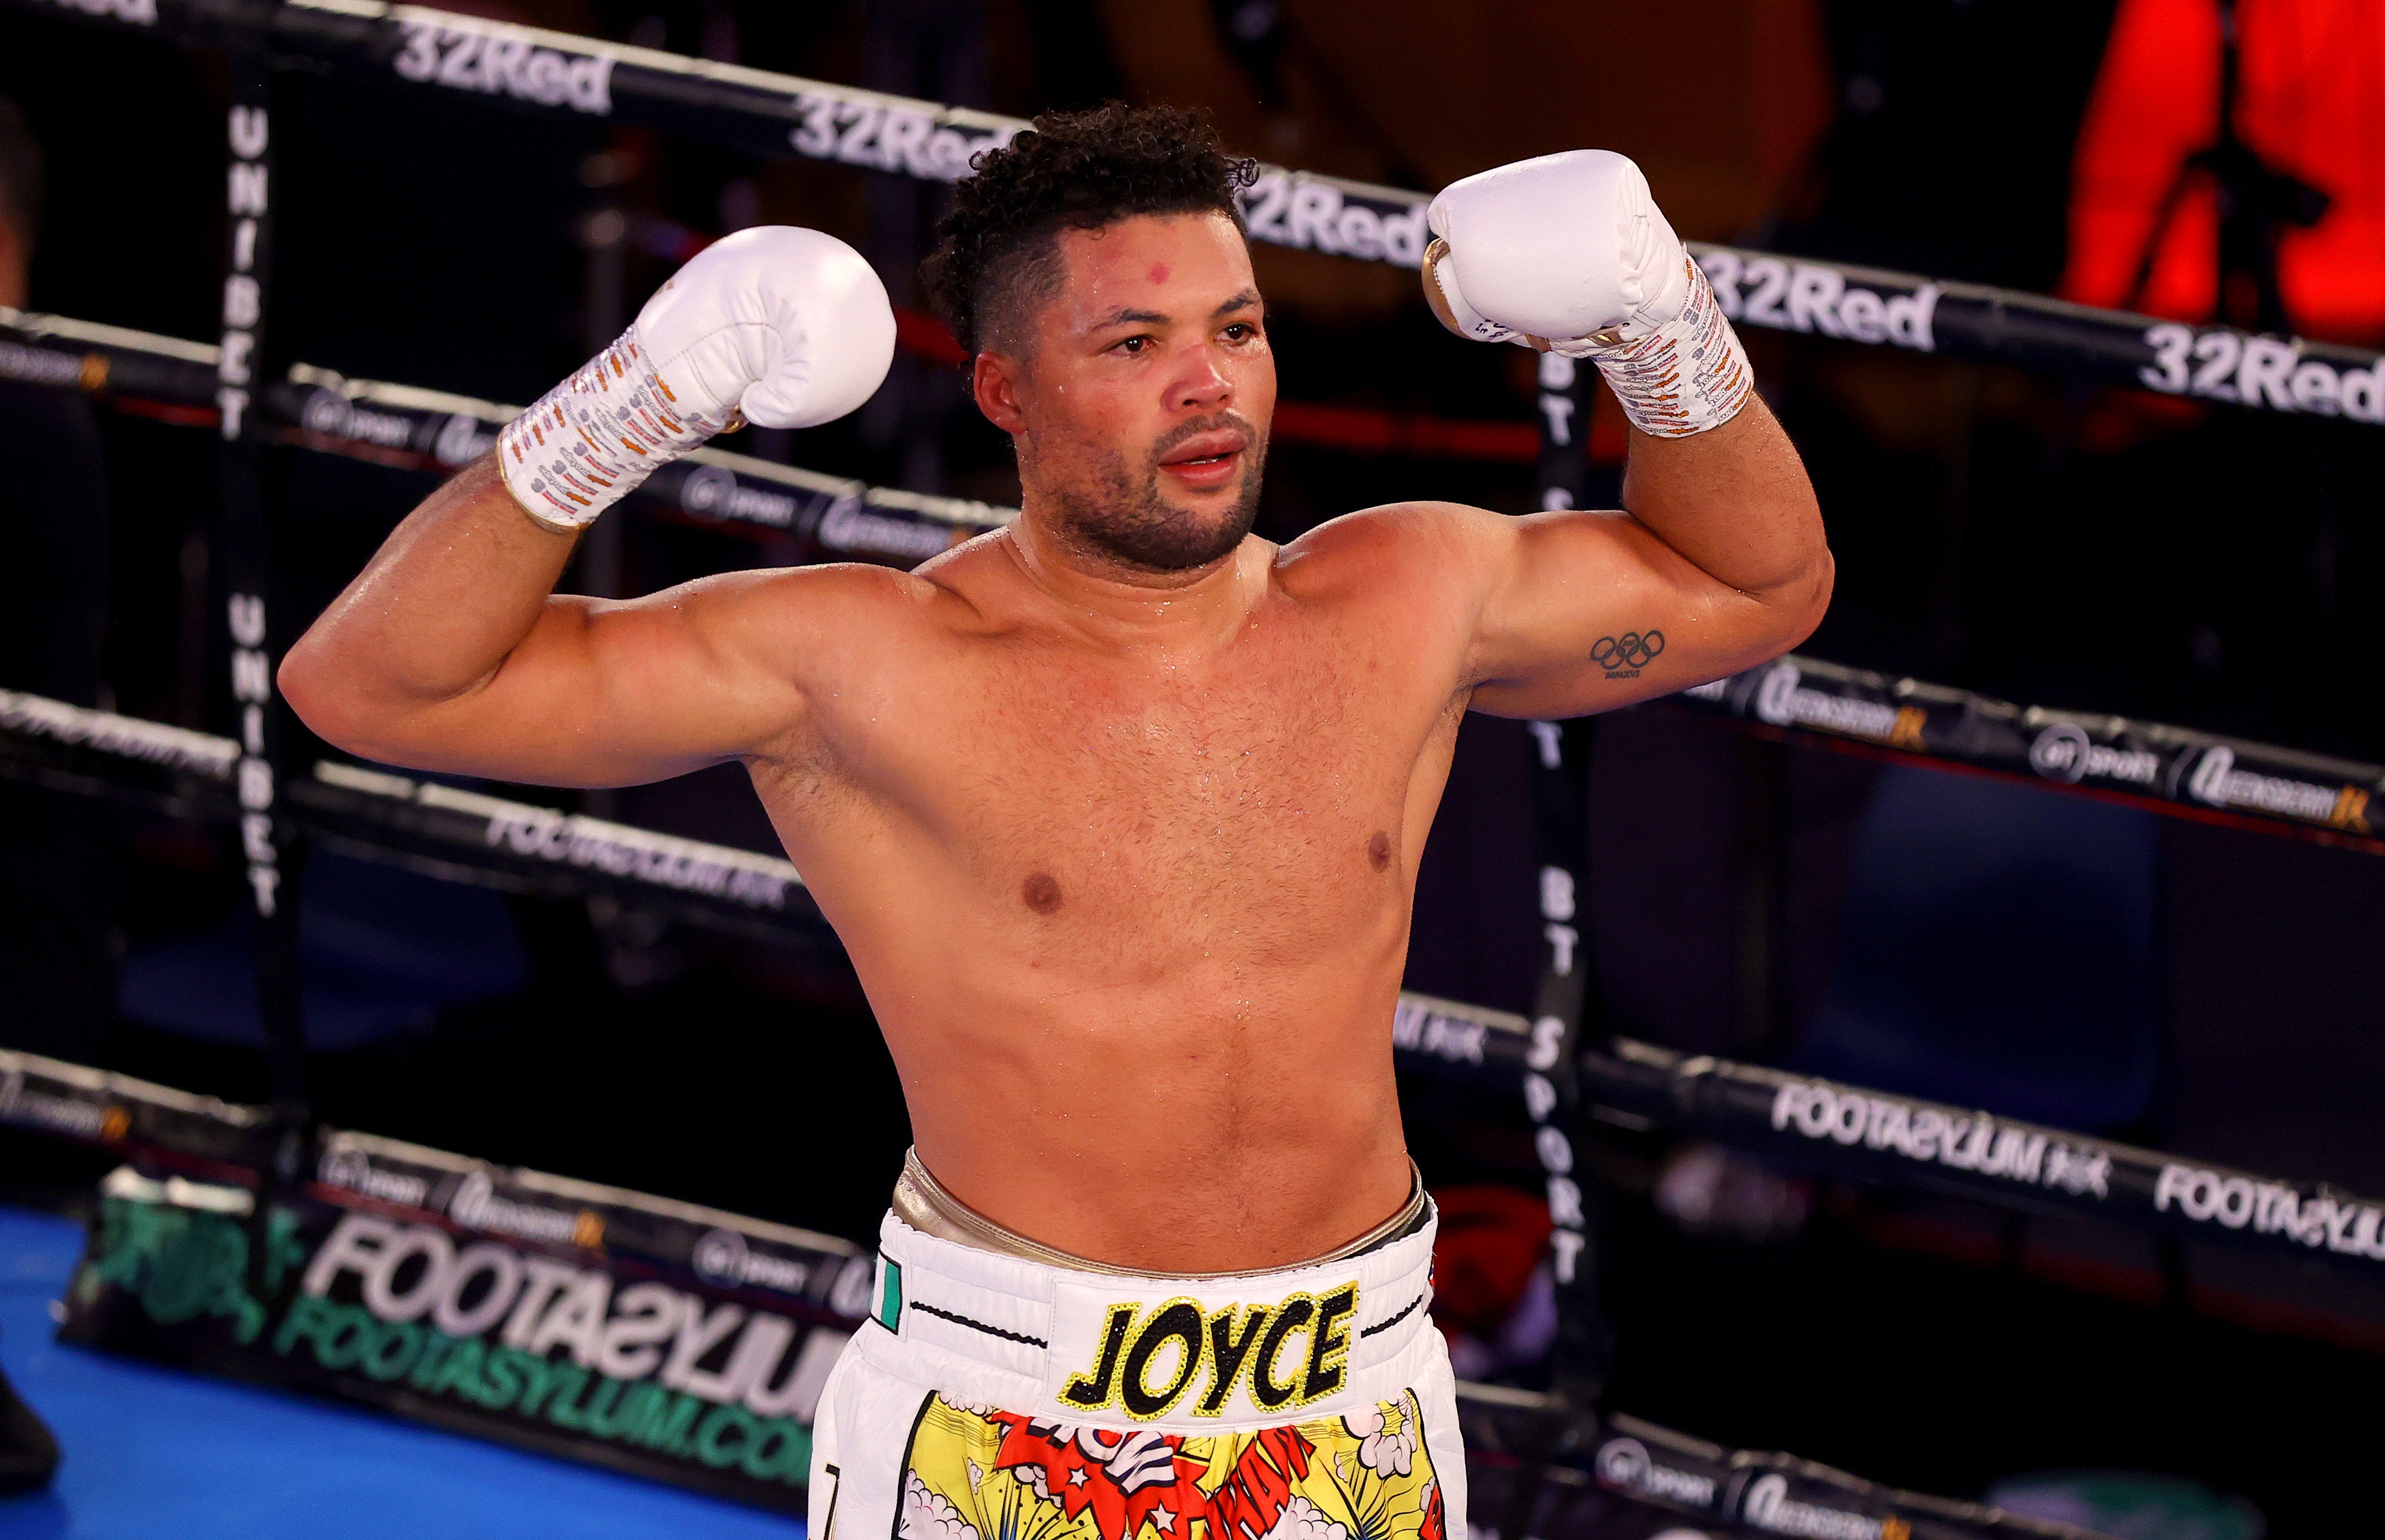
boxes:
[1115,335,1151,354]
[1223,323,1256,342]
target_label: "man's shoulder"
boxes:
[731,535,1001,616]
[688,546,997,671]
[1274,500,1504,596]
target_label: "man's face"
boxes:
[976,211,1274,574]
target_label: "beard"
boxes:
[1038,411,1268,573]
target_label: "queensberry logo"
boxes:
[1741,1474,1909,1540]
[447,1170,605,1251]
[1058,1285,1359,1421]
[2180,745,2371,833]
[1751,662,1926,750]
[812,496,960,562]
[0,1068,120,1141]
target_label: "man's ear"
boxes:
[972,352,1027,434]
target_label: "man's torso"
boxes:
[744,513,1476,1270]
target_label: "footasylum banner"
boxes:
[14,1052,2107,1538]
[19,1053,872,1512]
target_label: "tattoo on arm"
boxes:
[1590,630,1665,679]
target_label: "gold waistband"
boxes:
[892,1148,1429,1281]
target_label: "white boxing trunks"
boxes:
[807,1173,1463,1540]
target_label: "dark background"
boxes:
[4,0,2383,1532]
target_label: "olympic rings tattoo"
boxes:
[1591,630,1665,673]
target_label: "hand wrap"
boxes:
[497,225,895,533]
[1558,254,1751,439]
[499,332,730,533]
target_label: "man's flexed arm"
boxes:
[1460,395,1826,717]
[1424,150,1829,716]
[280,227,895,785]
[282,456,840,785]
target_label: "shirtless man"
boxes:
[281,104,1826,1539]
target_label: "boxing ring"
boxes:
[6,2,2385,1537]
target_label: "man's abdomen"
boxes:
[878,950,1417,1275]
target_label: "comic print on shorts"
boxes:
[898,1393,1445,1540]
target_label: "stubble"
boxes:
[1041,412,1268,573]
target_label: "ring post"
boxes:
[1498,350,1610,1538]
[214,25,314,1259]
[1731,731,1792,1059]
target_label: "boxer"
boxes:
[280,103,1827,1540]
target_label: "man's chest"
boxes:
[800,614,1464,933]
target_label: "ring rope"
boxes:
[8,691,2383,1295]
[16,0,2383,424]
[6,307,2375,854]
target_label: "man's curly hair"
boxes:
[921,103,1259,358]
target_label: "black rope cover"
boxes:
[9,307,2375,853]
[17,0,2385,425]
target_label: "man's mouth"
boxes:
[1156,431,1249,491]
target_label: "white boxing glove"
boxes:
[1424,150,1751,438]
[499,226,895,532]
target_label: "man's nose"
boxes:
[1167,341,1233,412]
